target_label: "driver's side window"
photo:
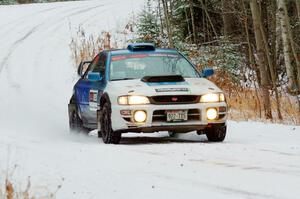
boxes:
[83,55,99,79]
[83,53,107,80]
[92,53,106,74]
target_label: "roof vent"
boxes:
[127,43,155,51]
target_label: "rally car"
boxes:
[68,43,227,144]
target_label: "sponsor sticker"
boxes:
[89,90,98,111]
[148,53,179,58]
[155,88,189,92]
[111,53,179,62]
[89,90,98,102]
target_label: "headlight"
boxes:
[118,95,150,105]
[200,93,225,103]
[220,93,225,102]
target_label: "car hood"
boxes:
[107,78,223,96]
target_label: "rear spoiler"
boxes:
[141,75,185,83]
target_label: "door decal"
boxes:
[89,90,98,111]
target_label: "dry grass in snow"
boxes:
[210,71,300,125]
[69,28,300,125]
[0,166,62,199]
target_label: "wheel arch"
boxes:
[69,94,76,104]
[99,93,111,111]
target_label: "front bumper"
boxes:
[110,102,227,133]
[115,125,207,134]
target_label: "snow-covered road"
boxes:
[0,1,300,199]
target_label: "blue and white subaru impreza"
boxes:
[68,43,227,144]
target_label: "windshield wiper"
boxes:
[110,78,136,81]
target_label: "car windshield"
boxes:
[109,53,199,81]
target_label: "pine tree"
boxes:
[136,0,160,45]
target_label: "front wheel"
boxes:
[205,125,227,142]
[99,103,121,144]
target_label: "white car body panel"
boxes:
[104,78,227,132]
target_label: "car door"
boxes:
[75,52,107,126]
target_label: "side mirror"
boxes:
[87,72,103,81]
[77,61,92,77]
[202,68,214,78]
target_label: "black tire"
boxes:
[100,103,121,144]
[205,125,227,142]
[68,103,84,132]
[97,110,102,138]
[168,131,177,137]
[196,130,205,135]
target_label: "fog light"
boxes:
[133,110,147,123]
[206,108,218,120]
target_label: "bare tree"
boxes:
[188,0,197,44]
[222,0,235,38]
[250,0,273,119]
[278,0,298,93]
[184,5,192,43]
[296,0,300,24]
[284,1,300,92]
[199,0,218,39]
[161,0,174,48]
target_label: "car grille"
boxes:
[149,95,199,105]
[152,109,201,122]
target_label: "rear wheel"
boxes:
[68,103,84,132]
[168,131,177,137]
[97,110,102,138]
[205,125,227,142]
[100,103,121,144]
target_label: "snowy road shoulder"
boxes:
[1,121,300,199]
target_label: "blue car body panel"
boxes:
[75,78,105,126]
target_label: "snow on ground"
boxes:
[0,1,300,199]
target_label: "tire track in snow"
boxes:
[18,3,107,76]
[0,6,60,40]
[0,4,95,44]
[32,4,112,73]
[155,173,283,199]
[0,24,42,79]
[0,3,105,87]
[189,158,300,176]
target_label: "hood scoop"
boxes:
[141,75,185,83]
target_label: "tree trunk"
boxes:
[184,6,192,43]
[259,1,283,120]
[161,0,174,48]
[158,0,165,46]
[250,0,273,119]
[268,0,283,120]
[202,1,206,43]
[222,0,235,38]
[284,1,300,92]
[240,0,262,118]
[189,0,197,44]
[296,0,300,24]
[278,0,298,93]
[199,0,218,38]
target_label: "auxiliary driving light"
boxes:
[206,108,218,120]
[133,110,147,123]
